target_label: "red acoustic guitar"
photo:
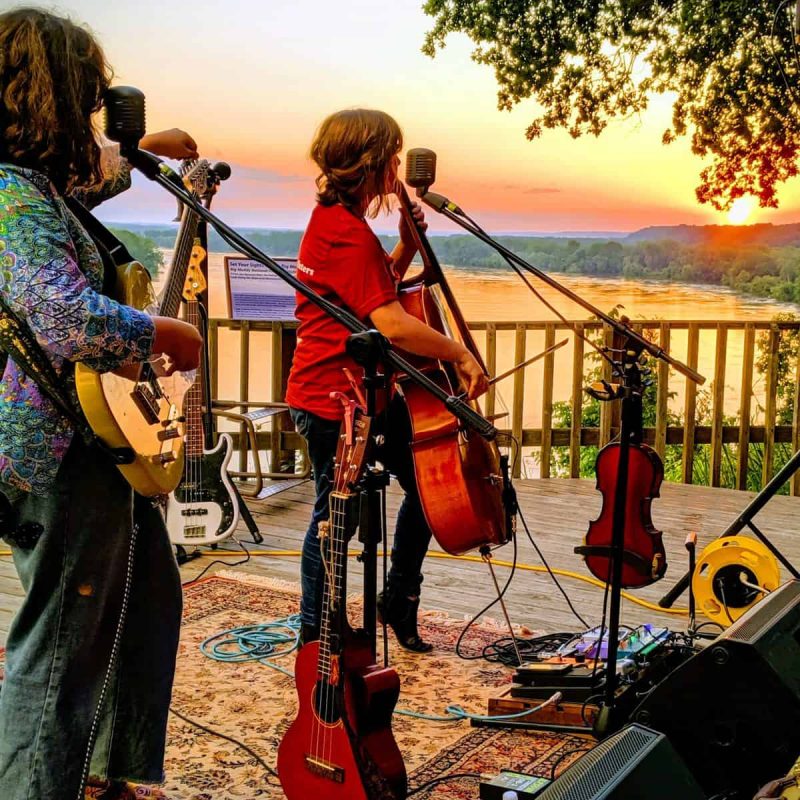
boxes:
[277,395,406,800]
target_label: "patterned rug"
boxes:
[156,571,593,799]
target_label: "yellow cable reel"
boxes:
[692,535,781,627]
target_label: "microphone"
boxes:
[104,86,145,153]
[405,148,436,191]
[103,85,184,187]
[404,148,463,215]
[211,162,232,182]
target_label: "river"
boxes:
[157,252,800,427]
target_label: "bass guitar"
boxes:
[165,244,238,545]
[75,160,216,496]
[278,395,406,800]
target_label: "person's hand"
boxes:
[454,349,489,400]
[398,200,427,248]
[139,129,199,160]
[150,316,202,374]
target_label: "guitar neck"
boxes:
[161,205,201,319]
[318,491,356,678]
[183,299,205,458]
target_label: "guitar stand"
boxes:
[346,330,391,662]
[576,338,648,737]
[233,480,264,544]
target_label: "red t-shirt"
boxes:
[285,203,398,420]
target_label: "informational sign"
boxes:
[224,256,298,321]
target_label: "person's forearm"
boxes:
[390,241,417,278]
[374,310,466,362]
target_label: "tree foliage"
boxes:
[422,0,800,210]
[108,228,164,277]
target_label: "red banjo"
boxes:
[277,394,406,800]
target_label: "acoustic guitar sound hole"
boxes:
[313,680,342,725]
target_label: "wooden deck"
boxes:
[1,477,799,644]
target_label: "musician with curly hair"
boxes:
[0,8,202,799]
[286,108,488,654]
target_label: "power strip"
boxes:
[479,771,552,799]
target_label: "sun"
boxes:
[727,196,757,225]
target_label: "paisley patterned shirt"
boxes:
[0,164,155,494]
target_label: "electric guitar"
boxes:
[75,160,215,496]
[165,245,239,545]
[277,395,406,800]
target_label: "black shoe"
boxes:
[377,590,433,653]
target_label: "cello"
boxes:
[278,394,406,800]
[392,181,514,555]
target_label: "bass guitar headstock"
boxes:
[330,392,371,497]
[182,245,208,302]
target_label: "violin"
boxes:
[576,338,667,588]
[392,182,513,555]
[278,395,406,799]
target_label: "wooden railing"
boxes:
[207,318,800,495]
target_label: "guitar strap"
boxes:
[0,197,138,465]
[64,196,134,295]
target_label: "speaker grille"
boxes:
[725,580,800,644]
[537,726,660,799]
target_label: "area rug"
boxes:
[158,570,593,798]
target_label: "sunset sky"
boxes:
[57,0,800,233]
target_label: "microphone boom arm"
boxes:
[122,147,498,442]
[417,191,705,386]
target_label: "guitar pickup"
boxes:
[303,755,344,783]
[157,428,181,441]
[181,508,209,517]
[153,452,178,465]
[132,384,161,424]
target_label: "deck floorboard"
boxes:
[1,477,798,645]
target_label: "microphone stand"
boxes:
[415,186,704,737]
[118,144,499,664]
[124,146,497,442]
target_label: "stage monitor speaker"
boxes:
[634,578,800,798]
[535,724,704,799]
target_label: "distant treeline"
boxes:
[116,224,800,305]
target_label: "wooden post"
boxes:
[208,319,220,417]
[762,326,780,487]
[792,347,800,496]
[485,323,497,422]
[710,324,727,487]
[737,324,755,490]
[511,324,527,478]
[570,325,585,478]
[540,324,556,478]
[599,324,614,447]
[655,323,670,461]
[238,321,250,473]
[271,322,298,473]
[682,324,699,484]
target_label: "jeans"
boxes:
[0,436,182,800]
[290,404,433,627]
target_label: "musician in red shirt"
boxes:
[286,108,487,652]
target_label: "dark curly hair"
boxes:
[310,108,402,218]
[0,7,112,193]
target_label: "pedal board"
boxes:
[487,690,600,730]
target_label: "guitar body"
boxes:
[75,260,187,496]
[278,634,406,800]
[165,432,239,545]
